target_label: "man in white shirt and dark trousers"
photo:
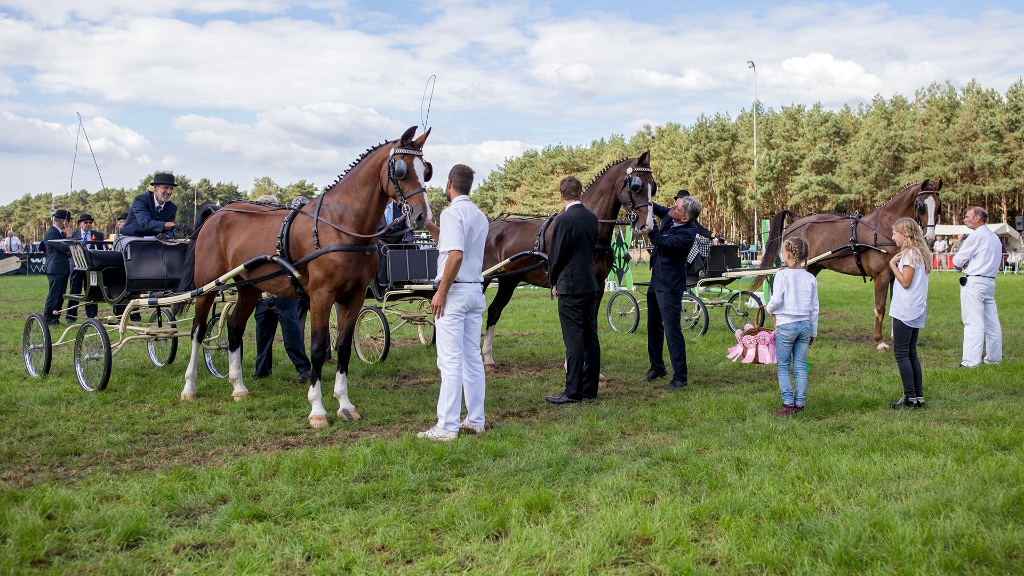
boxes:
[419,165,489,441]
[952,206,1003,368]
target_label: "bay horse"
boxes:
[759,179,943,351]
[177,126,433,427]
[481,152,658,369]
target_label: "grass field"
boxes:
[1,269,1022,574]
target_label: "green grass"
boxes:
[1,270,1022,574]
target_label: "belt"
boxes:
[453,280,482,284]
[967,275,996,279]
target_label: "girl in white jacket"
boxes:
[766,237,819,417]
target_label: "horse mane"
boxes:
[323,141,391,192]
[583,157,633,192]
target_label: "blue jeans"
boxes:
[775,320,811,407]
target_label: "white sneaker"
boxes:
[460,420,485,434]
[417,425,457,441]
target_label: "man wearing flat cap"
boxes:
[114,173,179,250]
[43,209,73,325]
[67,214,105,321]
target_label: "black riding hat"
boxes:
[152,173,178,187]
[53,209,72,221]
[117,212,129,221]
[674,189,690,199]
[78,213,94,223]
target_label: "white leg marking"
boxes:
[334,371,361,421]
[482,325,496,367]
[181,333,200,400]
[308,379,329,428]
[228,348,249,400]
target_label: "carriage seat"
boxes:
[86,249,124,269]
[687,244,741,287]
[122,239,189,293]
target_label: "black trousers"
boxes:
[255,297,311,377]
[67,271,98,319]
[44,274,68,324]
[893,318,923,398]
[647,289,688,381]
[558,292,601,399]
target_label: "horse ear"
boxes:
[400,126,417,145]
[920,179,930,191]
[935,178,943,191]
[638,151,651,166]
[413,127,431,149]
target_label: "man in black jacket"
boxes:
[67,213,105,321]
[115,173,178,249]
[545,176,601,404]
[642,193,702,389]
[43,209,73,325]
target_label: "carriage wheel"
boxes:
[146,308,179,367]
[23,313,52,377]
[74,319,111,392]
[354,306,390,364]
[726,291,765,332]
[330,302,340,349]
[417,300,436,345]
[203,312,229,379]
[606,290,640,333]
[680,293,709,339]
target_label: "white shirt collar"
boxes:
[451,194,471,205]
[565,201,581,209]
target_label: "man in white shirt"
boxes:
[952,207,1002,367]
[418,164,489,441]
[3,230,22,254]
[932,235,948,270]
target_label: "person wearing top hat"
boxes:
[115,173,179,250]
[67,214,105,321]
[44,209,74,325]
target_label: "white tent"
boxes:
[934,223,1022,252]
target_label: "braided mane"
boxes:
[583,157,633,192]
[323,141,390,192]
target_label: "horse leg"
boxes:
[226,287,260,400]
[333,322,360,421]
[305,296,336,428]
[874,270,894,352]
[482,278,517,371]
[181,294,214,400]
[593,291,609,388]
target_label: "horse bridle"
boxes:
[620,163,654,224]
[387,144,431,218]
[914,189,942,232]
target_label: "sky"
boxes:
[2,0,1024,205]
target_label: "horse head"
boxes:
[618,151,656,234]
[916,178,943,244]
[381,126,433,230]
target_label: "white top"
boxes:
[890,249,929,328]
[952,225,1002,277]
[435,194,489,283]
[3,235,21,253]
[766,267,819,336]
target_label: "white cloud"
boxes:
[0,110,149,159]
[430,140,540,190]
[627,68,719,92]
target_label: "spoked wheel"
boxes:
[203,312,229,379]
[417,300,435,345]
[679,293,709,339]
[23,313,52,377]
[354,306,390,364]
[74,319,111,392]
[606,290,640,333]
[146,308,179,367]
[726,291,765,332]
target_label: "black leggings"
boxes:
[893,318,923,398]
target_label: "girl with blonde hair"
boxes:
[888,217,931,409]
[766,236,819,417]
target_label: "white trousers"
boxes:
[435,285,487,432]
[961,277,1002,366]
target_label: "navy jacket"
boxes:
[44,225,71,275]
[119,192,177,236]
[648,204,696,293]
[548,203,599,294]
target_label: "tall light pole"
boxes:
[747,60,758,250]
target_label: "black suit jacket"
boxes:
[119,192,177,236]
[648,203,696,293]
[44,225,71,275]
[71,229,106,249]
[548,203,599,294]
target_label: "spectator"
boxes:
[67,214,104,321]
[932,235,948,270]
[44,210,73,325]
[3,230,21,254]
[1007,248,1021,274]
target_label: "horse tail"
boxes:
[173,203,220,315]
[751,209,797,290]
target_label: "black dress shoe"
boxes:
[545,394,581,404]
[298,370,312,383]
[640,369,668,382]
[661,378,688,390]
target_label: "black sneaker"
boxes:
[890,396,913,410]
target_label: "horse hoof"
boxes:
[598,379,608,389]
[338,408,362,421]
[877,342,891,352]
[180,392,197,400]
[484,364,494,374]
[232,391,249,402]
[309,415,330,428]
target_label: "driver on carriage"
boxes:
[114,173,179,251]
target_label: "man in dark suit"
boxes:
[115,173,178,249]
[642,192,702,389]
[67,213,105,321]
[43,210,73,325]
[545,176,601,404]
